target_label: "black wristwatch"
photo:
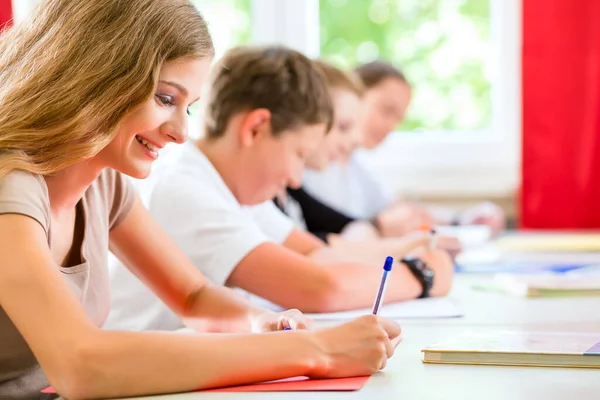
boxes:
[400,257,434,298]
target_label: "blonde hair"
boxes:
[313,59,364,98]
[0,0,213,180]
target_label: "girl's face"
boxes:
[97,57,212,178]
[361,77,411,149]
[305,89,363,171]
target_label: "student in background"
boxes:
[107,46,454,332]
[0,2,400,398]
[273,59,364,241]
[274,60,461,256]
[302,60,506,237]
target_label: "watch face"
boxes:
[401,257,433,298]
[415,260,428,270]
[402,258,433,277]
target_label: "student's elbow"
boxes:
[46,331,110,400]
[293,271,346,313]
[46,355,91,399]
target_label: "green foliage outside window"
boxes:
[320,0,491,132]
[192,0,251,59]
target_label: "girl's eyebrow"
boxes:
[159,80,188,97]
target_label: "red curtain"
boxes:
[0,0,12,29]
[521,0,600,229]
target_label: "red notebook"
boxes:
[42,336,401,394]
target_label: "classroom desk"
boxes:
[117,324,600,400]
[441,275,600,326]
[97,272,600,400]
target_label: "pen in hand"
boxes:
[372,256,394,315]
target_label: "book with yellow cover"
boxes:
[422,331,600,368]
[494,233,600,252]
[494,274,600,297]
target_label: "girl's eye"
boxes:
[156,94,175,107]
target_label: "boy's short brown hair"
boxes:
[204,45,333,138]
[313,59,364,98]
[354,60,408,89]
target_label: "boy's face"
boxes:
[361,78,412,149]
[238,122,328,205]
[306,89,363,171]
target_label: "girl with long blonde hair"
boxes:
[0,1,400,398]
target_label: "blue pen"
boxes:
[372,256,394,315]
[284,327,291,331]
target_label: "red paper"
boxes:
[200,375,369,392]
[42,336,401,394]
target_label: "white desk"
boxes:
[119,324,600,400]
[105,272,600,400]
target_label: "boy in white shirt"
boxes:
[106,47,454,331]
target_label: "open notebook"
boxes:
[249,296,462,320]
[306,298,462,320]
[422,331,600,368]
[495,273,600,297]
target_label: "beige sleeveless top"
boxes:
[0,168,134,399]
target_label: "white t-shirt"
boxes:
[302,149,395,219]
[105,141,295,331]
[277,193,307,230]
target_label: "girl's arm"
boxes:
[0,213,400,399]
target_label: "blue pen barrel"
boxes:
[372,256,394,315]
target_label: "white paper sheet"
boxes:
[435,225,492,248]
[306,297,463,320]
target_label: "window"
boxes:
[11,0,520,197]
[320,0,492,133]
[191,0,252,59]
[316,0,521,197]
[188,1,252,137]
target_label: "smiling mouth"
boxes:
[135,135,159,152]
